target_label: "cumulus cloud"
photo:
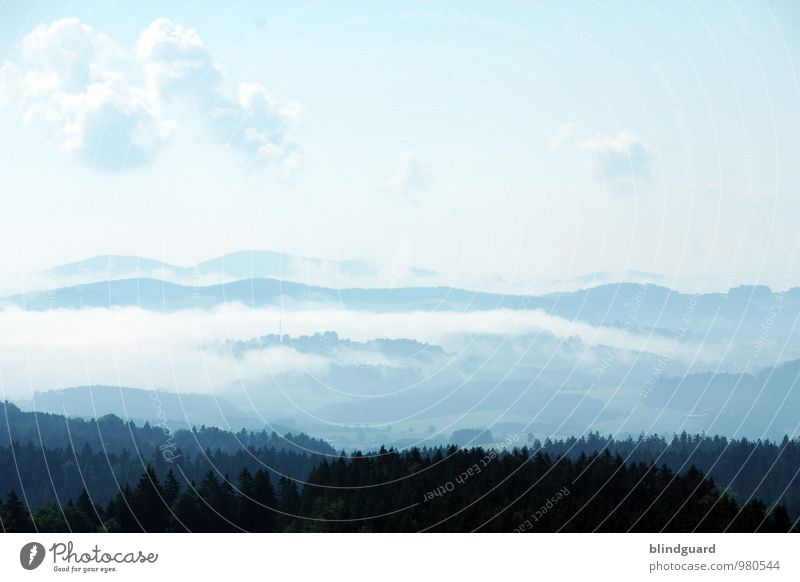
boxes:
[0,18,163,169]
[548,123,651,186]
[210,82,301,165]
[136,17,222,103]
[0,17,299,171]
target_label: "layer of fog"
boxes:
[0,303,715,406]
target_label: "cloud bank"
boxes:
[0,304,709,403]
[0,18,300,170]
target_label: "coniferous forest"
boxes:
[0,402,798,533]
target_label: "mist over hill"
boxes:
[2,253,799,443]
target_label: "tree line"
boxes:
[1,446,796,533]
[1,402,799,532]
[0,401,334,455]
[531,431,800,518]
[0,441,321,511]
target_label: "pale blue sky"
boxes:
[0,0,798,292]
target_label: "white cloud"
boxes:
[576,129,651,182]
[548,124,651,186]
[387,151,434,198]
[0,303,711,401]
[207,81,301,164]
[0,18,161,169]
[136,17,221,103]
[0,17,299,171]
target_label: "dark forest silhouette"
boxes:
[0,403,798,532]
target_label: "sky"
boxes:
[0,0,798,293]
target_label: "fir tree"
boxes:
[3,490,34,532]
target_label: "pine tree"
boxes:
[765,505,792,532]
[33,503,68,532]
[64,503,95,533]
[277,476,300,531]
[131,466,169,532]
[163,469,181,506]
[198,471,237,532]
[170,487,202,532]
[237,468,255,531]
[4,490,34,532]
[76,489,101,530]
[238,468,277,532]
[731,500,769,532]
[107,486,138,532]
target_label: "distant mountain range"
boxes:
[6,276,799,338]
[7,274,800,369]
[45,250,375,279]
[4,252,799,442]
[1,276,520,311]
[33,251,721,297]
[40,250,439,290]
[10,268,799,311]
[21,386,268,430]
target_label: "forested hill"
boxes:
[0,440,324,517]
[1,402,799,532]
[0,401,335,456]
[0,447,795,533]
[291,447,795,532]
[534,432,800,519]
